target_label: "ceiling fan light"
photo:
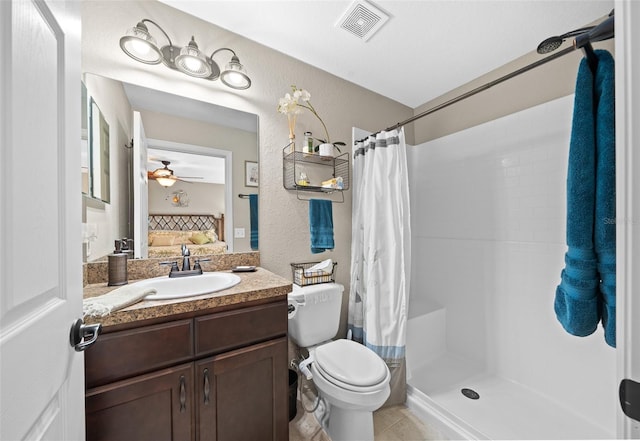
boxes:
[152,160,174,179]
[175,37,212,78]
[119,22,163,64]
[156,176,177,187]
[220,55,251,90]
[153,168,172,178]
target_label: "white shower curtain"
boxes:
[348,128,411,405]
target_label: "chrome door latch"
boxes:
[620,379,640,422]
[69,318,102,352]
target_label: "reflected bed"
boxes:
[147,214,226,258]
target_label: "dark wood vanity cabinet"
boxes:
[84,300,289,441]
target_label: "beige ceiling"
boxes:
[160,0,613,108]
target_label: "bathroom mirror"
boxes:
[82,73,259,262]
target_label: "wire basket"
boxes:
[291,261,337,287]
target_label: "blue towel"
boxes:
[555,50,616,347]
[249,194,259,250]
[593,50,616,347]
[555,51,600,338]
[309,199,334,253]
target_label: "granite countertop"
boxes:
[83,267,292,328]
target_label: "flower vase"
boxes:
[288,113,297,152]
[318,143,334,157]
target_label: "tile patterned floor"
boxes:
[289,399,446,441]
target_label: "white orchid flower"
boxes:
[278,85,342,151]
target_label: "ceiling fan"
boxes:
[148,160,203,187]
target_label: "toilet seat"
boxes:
[313,339,390,393]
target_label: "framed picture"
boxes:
[245,161,259,187]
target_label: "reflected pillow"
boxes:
[153,235,175,246]
[204,228,218,243]
[173,231,192,245]
[189,232,211,245]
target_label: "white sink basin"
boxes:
[134,272,242,300]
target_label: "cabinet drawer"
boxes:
[195,301,287,357]
[85,319,193,388]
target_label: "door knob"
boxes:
[69,318,102,352]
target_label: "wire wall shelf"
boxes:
[282,144,350,202]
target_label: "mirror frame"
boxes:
[89,97,111,203]
[81,81,111,204]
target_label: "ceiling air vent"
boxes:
[336,0,389,42]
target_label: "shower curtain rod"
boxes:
[357,11,614,144]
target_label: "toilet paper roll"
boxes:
[287,300,297,320]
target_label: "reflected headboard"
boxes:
[148,214,225,242]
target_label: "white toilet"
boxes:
[288,283,390,441]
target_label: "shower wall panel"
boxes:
[407,94,616,432]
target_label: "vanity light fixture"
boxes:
[119,19,252,90]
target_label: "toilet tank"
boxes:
[288,283,344,348]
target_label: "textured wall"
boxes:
[148,182,224,216]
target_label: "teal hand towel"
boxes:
[593,50,616,347]
[554,52,601,338]
[249,194,259,250]
[555,50,616,347]
[309,199,334,254]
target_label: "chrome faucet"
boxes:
[160,245,211,278]
[181,244,191,271]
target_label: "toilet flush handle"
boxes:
[298,354,314,380]
[287,299,298,320]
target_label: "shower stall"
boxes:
[405,95,617,439]
[350,8,639,438]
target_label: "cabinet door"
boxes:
[86,363,194,441]
[196,337,288,441]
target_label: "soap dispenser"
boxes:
[107,240,128,286]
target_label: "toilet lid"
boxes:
[314,339,388,387]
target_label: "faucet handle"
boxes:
[193,258,211,271]
[193,258,210,272]
[159,261,179,273]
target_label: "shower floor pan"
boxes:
[407,353,613,440]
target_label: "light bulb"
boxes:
[130,39,152,56]
[226,72,244,85]
[183,56,204,73]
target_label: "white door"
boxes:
[133,111,149,259]
[0,1,84,440]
